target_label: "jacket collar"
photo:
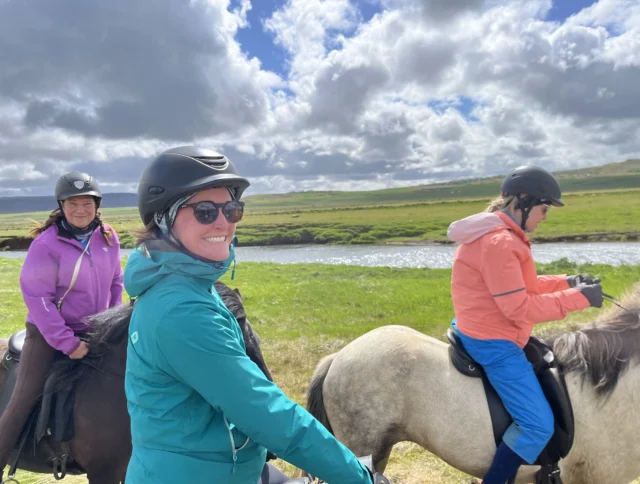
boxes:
[495,211,531,247]
[54,220,98,249]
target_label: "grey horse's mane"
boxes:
[547,285,640,397]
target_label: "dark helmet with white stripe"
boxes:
[136,146,250,226]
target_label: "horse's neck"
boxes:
[567,361,640,482]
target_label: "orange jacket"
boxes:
[448,211,589,348]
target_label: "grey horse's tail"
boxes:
[306,353,336,434]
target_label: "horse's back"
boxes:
[320,324,501,472]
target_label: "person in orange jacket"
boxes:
[447,165,603,484]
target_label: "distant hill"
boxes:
[0,192,139,214]
[244,159,640,211]
[0,159,638,214]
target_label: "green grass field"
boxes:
[2,189,639,249]
[2,257,640,483]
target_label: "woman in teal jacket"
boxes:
[124,146,383,484]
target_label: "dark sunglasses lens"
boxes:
[193,202,219,224]
[223,201,244,223]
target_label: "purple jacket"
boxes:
[19,222,124,355]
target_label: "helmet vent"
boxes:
[194,156,229,171]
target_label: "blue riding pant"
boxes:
[453,323,554,464]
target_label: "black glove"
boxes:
[575,282,603,308]
[566,274,600,288]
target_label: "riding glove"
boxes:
[575,282,604,308]
[566,274,600,288]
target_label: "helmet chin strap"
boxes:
[516,195,536,232]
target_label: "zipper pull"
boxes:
[232,452,237,474]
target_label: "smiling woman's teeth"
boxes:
[205,236,226,243]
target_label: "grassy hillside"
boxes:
[242,159,640,211]
[1,160,639,249]
[1,189,639,249]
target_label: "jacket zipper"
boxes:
[224,416,250,474]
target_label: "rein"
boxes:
[602,292,636,315]
[80,357,125,378]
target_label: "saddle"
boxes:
[447,328,574,484]
[0,329,83,480]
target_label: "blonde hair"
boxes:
[29,207,115,246]
[486,195,520,214]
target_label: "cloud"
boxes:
[1,0,640,197]
[0,0,272,141]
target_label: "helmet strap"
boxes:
[515,195,536,232]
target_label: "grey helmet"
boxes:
[137,146,250,226]
[55,172,102,207]
[501,165,564,207]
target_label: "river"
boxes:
[2,241,639,268]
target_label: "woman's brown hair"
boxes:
[130,219,160,248]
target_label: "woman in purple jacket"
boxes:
[0,171,123,473]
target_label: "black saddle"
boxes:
[8,329,25,357]
[447,328,574,484]
[0,329,83,479]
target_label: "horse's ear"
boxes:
[233,288,243,299]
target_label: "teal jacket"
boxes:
[123,241,372,484]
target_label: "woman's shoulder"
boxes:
[480,226,524,252]
[29,224,59,249]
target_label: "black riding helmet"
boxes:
[501,165,564,207]
[55,172,102,207]
[137,146,250,227]
[501,165,563,231]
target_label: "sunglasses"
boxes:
[535,200,552,215]
[180,200,245,224]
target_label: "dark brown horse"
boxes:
[0,281,272,484]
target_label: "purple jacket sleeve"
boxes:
[109,230,124,307]
[19,239,81,355]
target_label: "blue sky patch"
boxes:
[545,0,597,23]
[429,96,480,122]
[235,0,289,76]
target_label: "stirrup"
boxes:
[51,453,71,480]
[1,473,20,484]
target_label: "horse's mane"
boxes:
[547,284,640,398]
[46,304,133,394]
[213,282,247,321]
[46,281,246,394]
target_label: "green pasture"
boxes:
[1,257,639,483]
[1,189,638,249]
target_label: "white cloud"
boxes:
[0,0,639,196]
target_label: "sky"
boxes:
[0,0,639,197]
